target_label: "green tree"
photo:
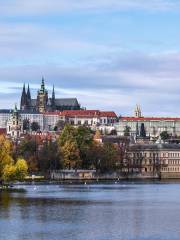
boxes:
[75,126,93,168]
[160,131,170,141]
[23,119,30,131]
[83,142,103,169]
[17,138,38,172]
[54,120,65,131]
[31,121,40,132]
[58,124,77,146]
[140,123,146,137]
[124,126,131,136]
[39,140,62,171]
[100,142,119,172]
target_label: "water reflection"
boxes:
[1,183,180,240]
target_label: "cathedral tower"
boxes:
[134,104,142,118]
[36,78,48,113]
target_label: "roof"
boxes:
[102,135,130,144]
[44,112,61,116]
[0,109,11,113]
[60,110,100,117]
[60,110,117,118]
[120,117,180,121]
[129,143,180,151]
[100,111,117,117]
[54,98,79,107]
[31,98,80,107]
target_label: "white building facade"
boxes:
[115,117,180,138]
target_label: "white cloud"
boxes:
[0,0,179,16]
[0,49,180,116]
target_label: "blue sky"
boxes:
[0,0,180,116]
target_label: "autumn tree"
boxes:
[2,159,28,182]
[0,136,28,183]
[58,124,81,169]
[0,136,13,179]
[61,140,81,169]
[17,137,38,172]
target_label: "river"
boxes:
[1,181,180,240]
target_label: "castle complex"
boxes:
[20,78,80,113]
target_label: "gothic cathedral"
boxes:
[20,78,80,113]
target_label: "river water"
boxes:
[1,182,180,240]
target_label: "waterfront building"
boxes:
[6,105,23,139]
[126,143,180,178]
[20,78,81,113]
[115,105,180,138]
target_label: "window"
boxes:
[84,120,88,125]
[70,121,74,125]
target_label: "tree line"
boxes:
[14,124,125,174]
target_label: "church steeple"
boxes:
[40,77,45,93]
[26,84,32,110]
[27,84,31,101]
[51,85,56,111]
[134,104,142,118]
[37,78,48,113]
[20,83,27,111]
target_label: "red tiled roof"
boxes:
[44,112,61,116]
[60,110,117,118]
[60,110,100,117]
[120,117,180,121]
[100,111,117,117]
[44,110,117,118]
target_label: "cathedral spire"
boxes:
[26,84,32,110]
[20,83,27,111]
[41,77,45,93]
[27,84,31,99]
[51,85,56,111]
[52,85,55,99]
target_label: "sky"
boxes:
[0,0,180,116]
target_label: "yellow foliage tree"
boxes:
[2,164,16,181]
[61,140,81,169]
[0,136,28,183]
[0,136,13,178]
[15,158,28,180]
